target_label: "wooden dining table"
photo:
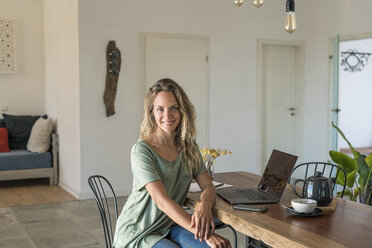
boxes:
[185,171,372,248]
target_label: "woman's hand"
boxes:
[190,202,215,241]
[205,233,231,248]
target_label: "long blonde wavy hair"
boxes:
[140,78,201,174]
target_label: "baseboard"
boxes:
[59,180,80,199]
[59,179,131,200]
[79,187,132,200]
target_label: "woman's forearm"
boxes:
[200,184,216,207]
[157,197,196,233]
[146,178,215,240]
[146,181,197,234]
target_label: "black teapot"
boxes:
[292,171,333,206]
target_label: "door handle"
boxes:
[331,108,341,113]
[288,107,296,116]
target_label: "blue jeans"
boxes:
[152,225,210,248]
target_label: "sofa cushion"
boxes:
[2,114,47,150]
[0,150,52,171]
[0,119,5,127]
[27,117,53,153]
[0,128,10,152]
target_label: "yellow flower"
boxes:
[199,147,232,165]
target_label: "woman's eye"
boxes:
[171,106,179,111]
[157,108,163,111]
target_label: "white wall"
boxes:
[3,0,372,199]
[43,0,81,198]
[0,0,44,116]
[302,0,372,162]
[78,0,372,198]
[77,0,306,198]
[339,38,372,149]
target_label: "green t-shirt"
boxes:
[114,140,207,248]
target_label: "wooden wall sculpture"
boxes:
[103,40,121,117]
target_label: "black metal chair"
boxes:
[289,162,347,198]
[246,236,271,248]
[214,218,238,248]
[88,175,118,248]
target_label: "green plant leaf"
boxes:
[336,170,346,186]
[356,155,369,181]
[358,176,364,187]
[354,188,360,201]
[331,122,360,158]
[363,168,372,192]
[367,188,372,205]
[365,154,372,168]
[346,170,357,188]
[329,150,356,173]
[344,189,355,201]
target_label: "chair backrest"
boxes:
[88,175,118,248]
[290,162,347,198]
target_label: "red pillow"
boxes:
[0,128,10,152]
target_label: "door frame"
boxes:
[328,32,372,151]
[257,39,306,173]
[140,33,210,146]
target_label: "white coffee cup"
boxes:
[291,198,317,213]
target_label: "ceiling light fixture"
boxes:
[284,0,296,33]
[233,0,244,7]
[233,0,297,34]
[252,0,264,8]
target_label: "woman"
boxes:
[114,78,231,248]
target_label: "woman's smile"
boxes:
[162,120,176,126]
[153,91,181,134]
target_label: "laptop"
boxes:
[217,149,298,204]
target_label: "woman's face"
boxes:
[152,91,181,135]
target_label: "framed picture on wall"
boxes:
[0,18,16,73]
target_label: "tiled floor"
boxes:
[0,197,247,248]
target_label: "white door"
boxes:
[144,35,209,147]
[262,44,297,166]
[338,37,372,151]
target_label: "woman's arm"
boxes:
[191,172,216,240]
[145,180,197,234]
[148,171,216,241]
[146,179,231,247]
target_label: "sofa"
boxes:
[0,114,58,185]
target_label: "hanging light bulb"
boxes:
[233,0,244,7]
[252,0,264,8]
[284,0,296,33]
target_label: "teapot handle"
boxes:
[292,179,306,198]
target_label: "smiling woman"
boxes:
[113,78,231,248]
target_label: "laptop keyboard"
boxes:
[236,189,270,200]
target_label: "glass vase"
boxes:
[205,161,214,181]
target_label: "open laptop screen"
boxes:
[257,149,298,200]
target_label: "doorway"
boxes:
[142,33,210,147]
[331,35,372,153]
[258,40,305,173]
